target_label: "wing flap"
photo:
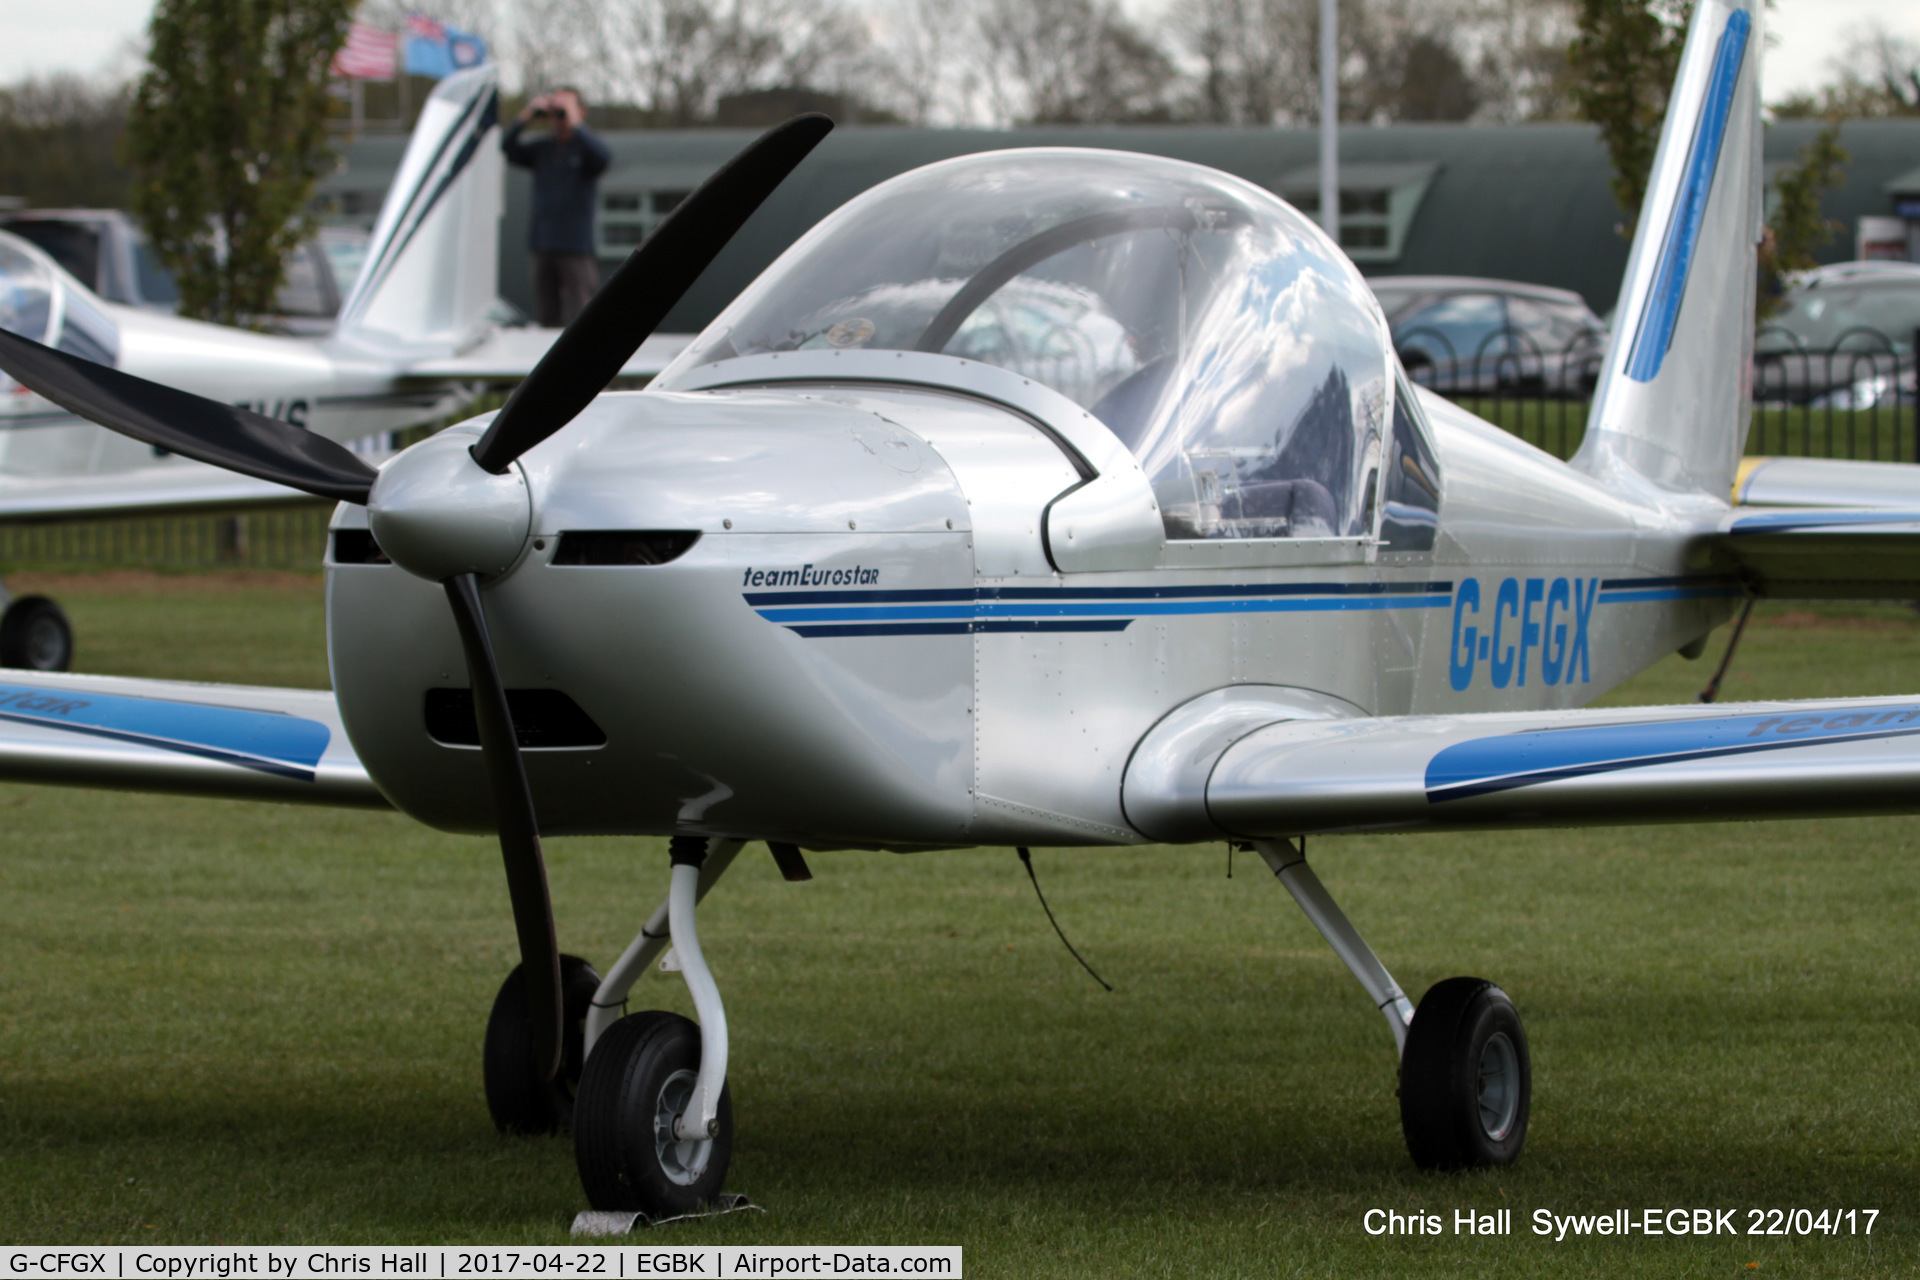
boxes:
[0,670,387,808]
[1133,695,1920,839]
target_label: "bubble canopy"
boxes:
[664,149,1395,540]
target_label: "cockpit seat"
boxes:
[1222,478,1338,537]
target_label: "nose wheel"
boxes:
[483,954,603,1134]
[574,1010,734,1214]
[1398,977,1531,1169]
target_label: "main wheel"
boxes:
[0,597,72,671]
[483,954,602,1134]
[574,1010,733,1215]
[1399,976,1530,1170]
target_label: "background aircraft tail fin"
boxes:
[1573,0,1763,500]
[334,67,502,349]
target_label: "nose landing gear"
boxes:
[573,836,742,1216]
[1252,840,1531,1170]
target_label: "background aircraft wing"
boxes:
[0,458,325,522]
[0,669,386,809]
[1127,694,1920,840]
[401,330,694,382]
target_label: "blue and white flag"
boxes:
[403,14,488,79]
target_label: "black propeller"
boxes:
[0,327,379,503]
[0,112,834,1085]
[444,573,564,1076]
[470,111,833,474]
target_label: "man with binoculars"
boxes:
[502,88,611,326]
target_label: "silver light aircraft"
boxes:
[1,0,1917,1216]
[0,66,687,670]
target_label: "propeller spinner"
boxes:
[0,113,834,1082]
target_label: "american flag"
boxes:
[331,22,398,80]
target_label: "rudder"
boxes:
[1574,0,1763,500]
[333,67,502,349]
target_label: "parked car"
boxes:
[1368,275,1608,397]
[0,209,370,335]
[1754,261,1920,408]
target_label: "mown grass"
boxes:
[0,575,1916,1275]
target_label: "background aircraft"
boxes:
[0,66,689,671]
[0,0,1916,1224]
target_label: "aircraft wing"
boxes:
[401,330,694,382]
[0,457,322,522]
[1126,694,1920,841]
[0,669,387,809]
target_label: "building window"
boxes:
[1274,162,1438,264]
[598,189,694,257]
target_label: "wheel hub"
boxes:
[1477,1031,1520,1141]
[652,1068,714,1186]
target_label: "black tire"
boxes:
[574,1010,733,1215]
[1399,976,1530,1171]
[0,597,72,671]
[483,954,602,1134]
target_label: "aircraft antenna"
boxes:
[1016,848,1113,992]
[1696,598,1756,703]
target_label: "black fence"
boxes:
[1411,325,1920,465]
[0,505,333,572]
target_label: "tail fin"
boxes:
[333,67,502,349]
[1574,0,1763,499]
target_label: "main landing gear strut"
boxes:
[1253,840,1531,1170]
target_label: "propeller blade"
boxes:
[0,327,379,504]
[470,112,834,474]
[444,572,564,1081]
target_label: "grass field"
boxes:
[1,573,1917,1275]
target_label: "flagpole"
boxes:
[1319,0,1338,244]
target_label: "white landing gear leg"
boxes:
[1253,839,1414,1052]
[574,836,742,1215]
[583,838,743,1058]
[1253,838,1532,1171]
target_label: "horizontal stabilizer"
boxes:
[1701,507,1920,598]
[0,670,387,808]
[1127,694,1920,839]
[1733,456,1920,509]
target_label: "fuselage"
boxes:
[326,367,1741,850]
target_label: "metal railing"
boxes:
[0,506,333,572]
[1410,324,1920,465]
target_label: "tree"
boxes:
[974,0,1182,125]
[1773,25,1920,120]
[0,75,132,208]
[1757,122,1846,319]
[125,0,353,326]
[1567,0,1692,231]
